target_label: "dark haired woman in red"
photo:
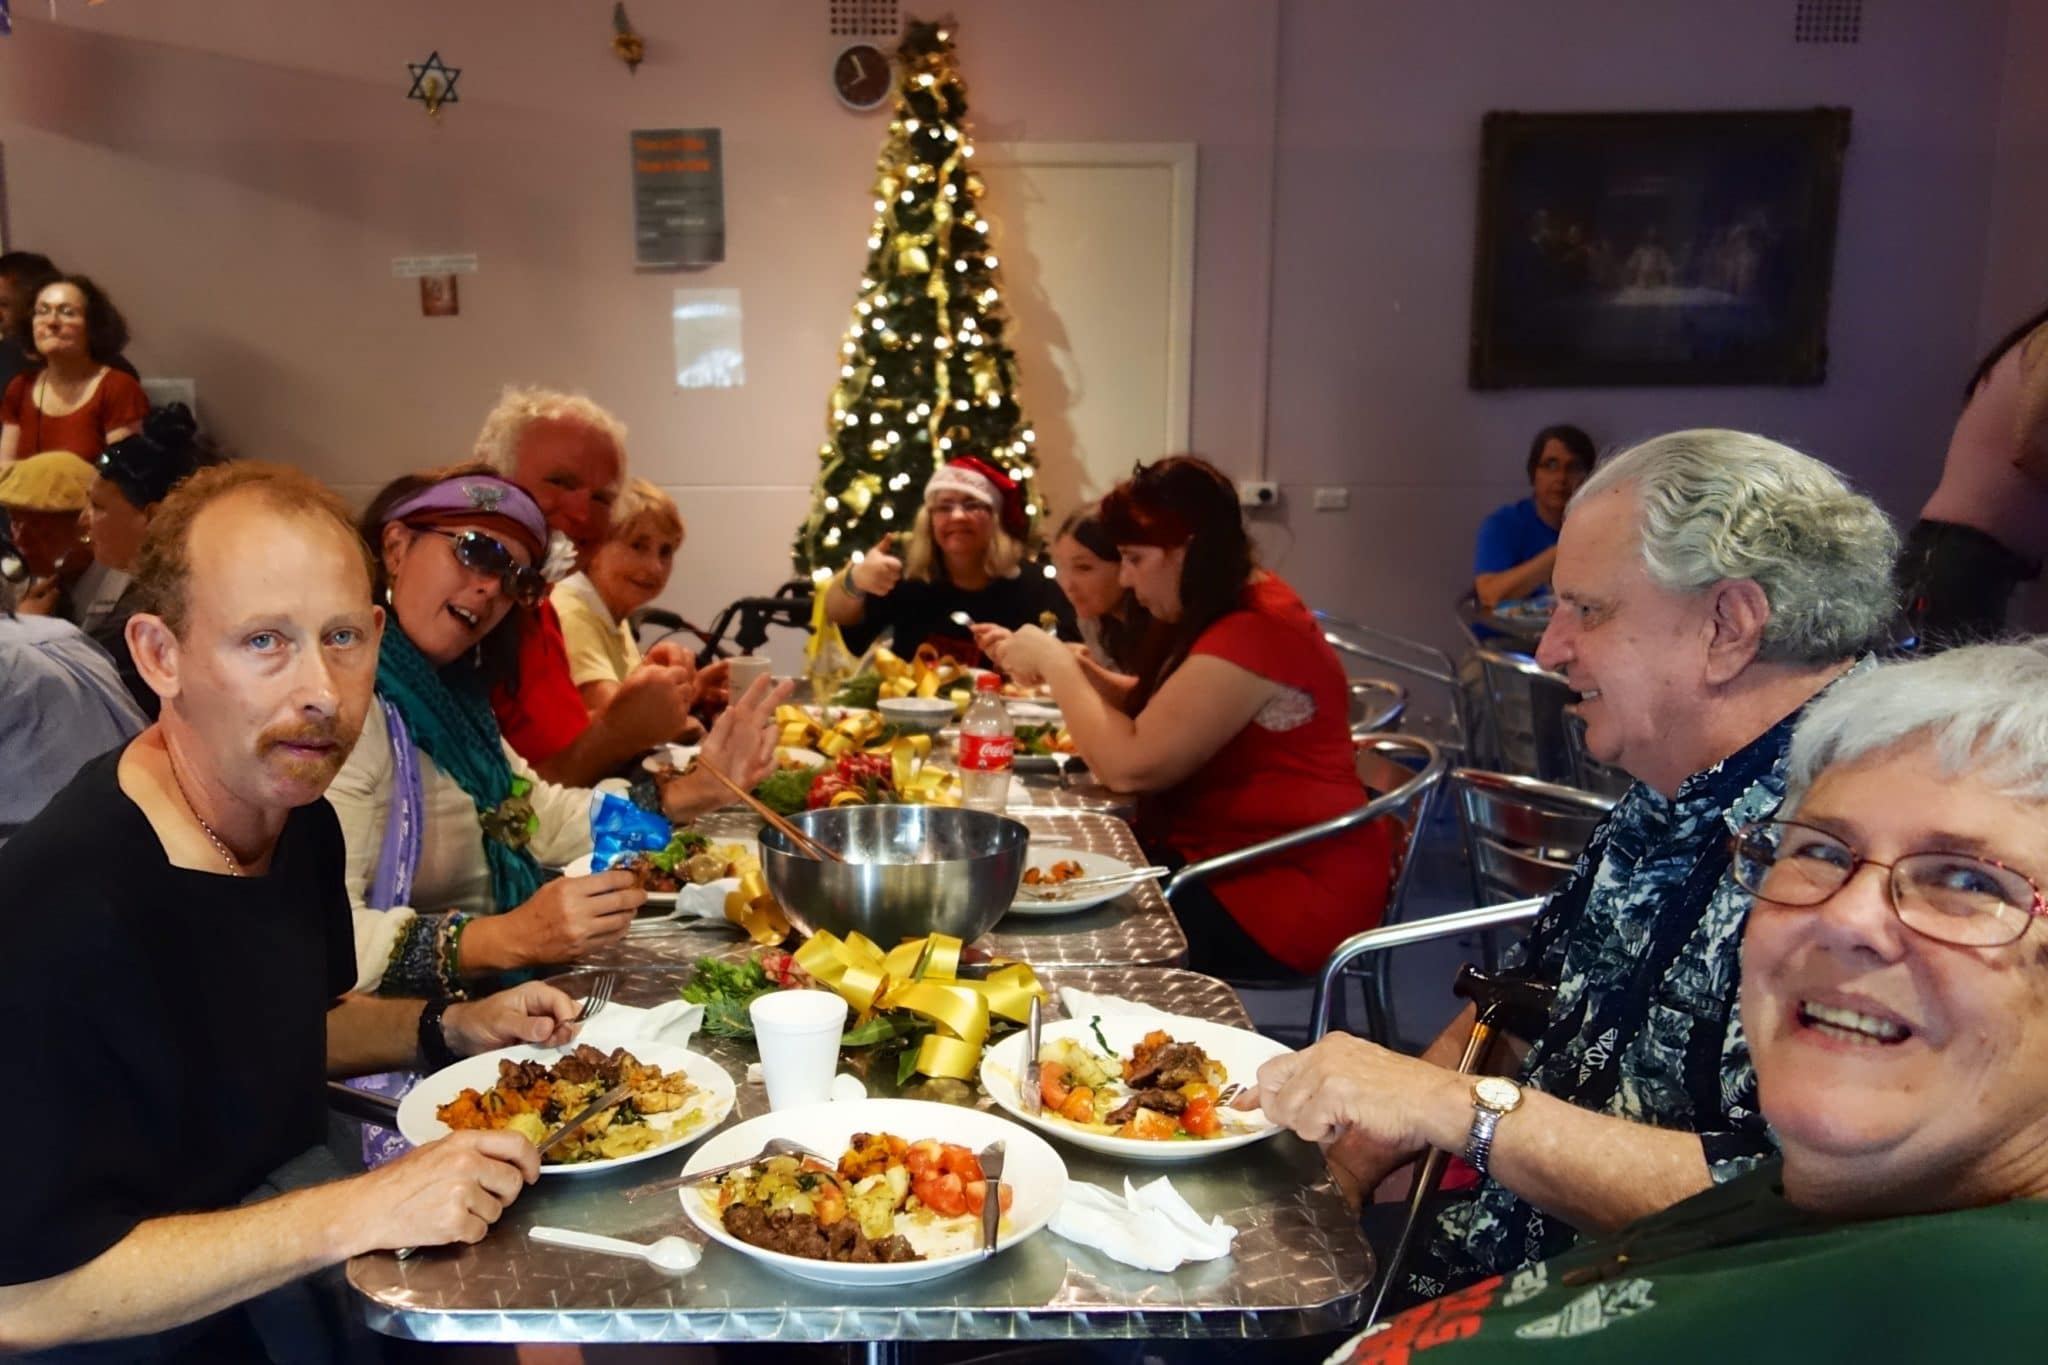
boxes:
[989,455,1391,979]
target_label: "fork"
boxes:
[576,972,618,1024]
[621,1137,838,1201]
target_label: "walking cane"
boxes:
[1360,964,1557,1329]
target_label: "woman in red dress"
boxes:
[991,456,1391,978]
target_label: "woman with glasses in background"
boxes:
[0,275,148,464]
[326,464,788,997]
[825,455,1071,666]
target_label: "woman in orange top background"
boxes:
[0,274,149,464]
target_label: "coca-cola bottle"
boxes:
[958,673,1016,812]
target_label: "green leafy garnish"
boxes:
[1089,1015,1113,1054]
[832,672,883,708]
[753,765,823,816]
[680,955,781,1037]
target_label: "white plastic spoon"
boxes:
[528,1226,701,1274]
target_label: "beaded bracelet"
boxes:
[435,911,472,1001]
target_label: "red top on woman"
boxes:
[1141,574,1392,973]
[2,368,150,462]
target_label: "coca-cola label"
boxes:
[958,733,1015,773]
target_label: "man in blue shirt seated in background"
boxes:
[1472,424,1596,609]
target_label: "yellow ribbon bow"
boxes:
[792,930,1044,1080]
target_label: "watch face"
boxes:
[1475,1077,1521,1111]
[833,43,892,110]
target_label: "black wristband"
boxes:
[417,996,461,1070]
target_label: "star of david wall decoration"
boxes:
[407,50,461,119]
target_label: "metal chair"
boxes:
[1466,647,1579,782]
[1452,768,1614,911]
[1166,735,1447,1042]
[1315,611,1470,761]
[1563,710,1635,799]
[1349,676,1408,738]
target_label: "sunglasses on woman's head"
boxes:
[421,528,544,607]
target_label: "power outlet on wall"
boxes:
[1237,480,1280,510]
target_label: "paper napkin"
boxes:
[1048,1176,1237,1272]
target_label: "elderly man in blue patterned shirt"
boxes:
[1248,429,1901,1310]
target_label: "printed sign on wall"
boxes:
[632,128,725,267]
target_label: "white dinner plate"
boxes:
[980,1014,1291,1163]
[398,1039,736,1177]
[1004,848,1139,918]
[678,1097,1067,1286]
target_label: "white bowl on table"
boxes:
[877,696,958,734]
[678,1097,1067,1286]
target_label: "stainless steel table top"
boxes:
[349,966,1372,1344]
[585,809,1188,972]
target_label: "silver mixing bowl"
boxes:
[758,805,1030,946]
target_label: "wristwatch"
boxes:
[837,567,868,601]
[417,996,461,1070]
[1463,1076,1524,1178]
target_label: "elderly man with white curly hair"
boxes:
[1247,430,1901,1312]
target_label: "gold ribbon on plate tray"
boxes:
[793,930,1044,1080]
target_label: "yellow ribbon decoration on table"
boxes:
[720,855,792,945]
[791,930,1045,1080]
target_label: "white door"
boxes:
[975,142,1196,516]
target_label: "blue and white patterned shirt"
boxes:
[1403,678,1857,1300]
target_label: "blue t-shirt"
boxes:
[1473,497,1560,577]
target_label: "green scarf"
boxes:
[375,626,547,913]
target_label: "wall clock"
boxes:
[833,43,892,111]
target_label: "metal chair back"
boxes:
[1309,898,1545,1042]
[1452,768,1615,908]
[1314,611,1468,760]
[1348,677,1408,738]
[1563,710,1634,799]
[1467,647,1578,782]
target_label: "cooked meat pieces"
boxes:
[722,1203,921,1263]
[1125,1041,1210,1090]
[1103,1089,1188,1126]
[496,1057,551,1090]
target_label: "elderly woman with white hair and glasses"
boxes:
[1310,639,2048,1362]
[1249,430,1903,1315]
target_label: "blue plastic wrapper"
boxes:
[590,789,672,871]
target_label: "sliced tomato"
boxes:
[1180,1096,1221,1137]
[965,1180,1016,1215]
[915,1171,968,1218]
[903,1138,945,1178]
[938,1143,984,1183]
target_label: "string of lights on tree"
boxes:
[793,18,1041,579]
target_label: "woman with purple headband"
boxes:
[325,463,790,997]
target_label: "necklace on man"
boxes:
[165,749,251,877]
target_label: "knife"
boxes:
[979,1141,1006,1258]
[1021,995,1043,1116]
[537,1081,635,1157]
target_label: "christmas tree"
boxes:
[793,18,1040,580]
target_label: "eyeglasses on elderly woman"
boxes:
[1731,818,2048,948]
[417,526,545,608]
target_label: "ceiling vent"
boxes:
[829,0,900,39]
[1793,0,1861,44]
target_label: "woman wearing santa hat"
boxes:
[826,455,1071,664]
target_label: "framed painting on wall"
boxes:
[1469,108,1851,388]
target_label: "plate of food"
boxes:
[1005,848,1138,917]
[399,1040,736,1175]
[980,1015,1289,1162]
[678,1097,1067,1286]
[1012,723,1083,775]
[566,829,757,912]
